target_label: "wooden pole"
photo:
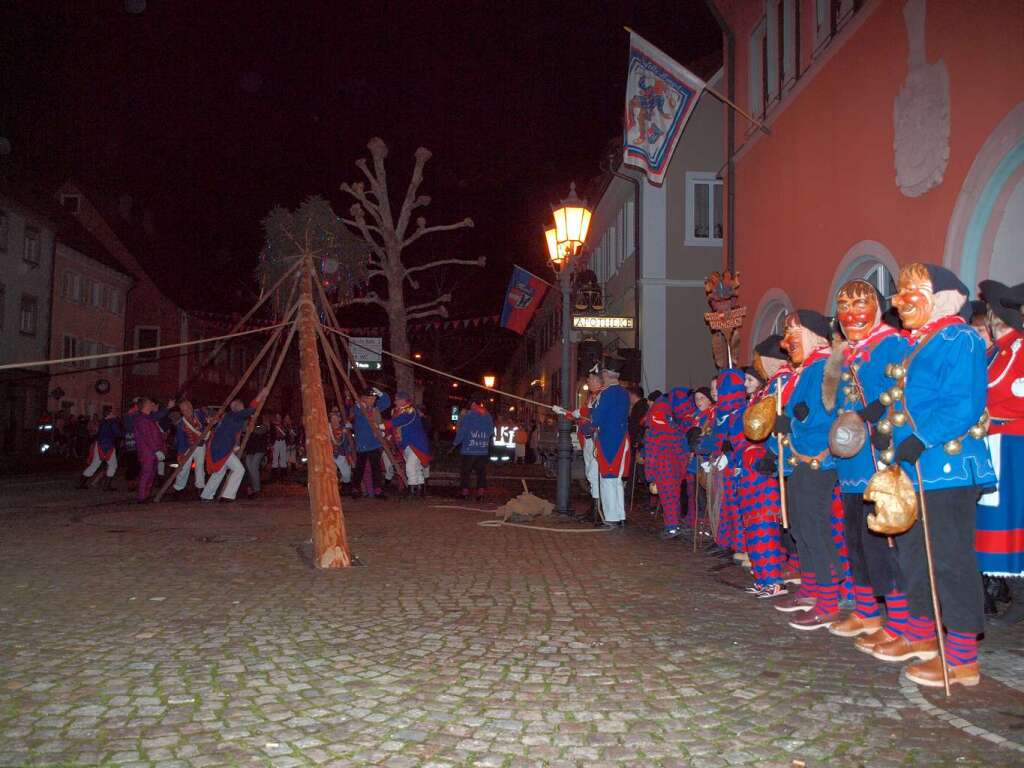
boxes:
[237,320,298,456]
[776,379,789,529]
[914,463,952,697]
[297,258,350,568]
[154,301,299,503]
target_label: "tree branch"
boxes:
[340,183,385,229]
[395,147,432,240]
[366,138,395,230]
[405,256,486,278]
[406,305,449,321]
[403,217,474,248]
[340,217,381,235]
[407,293,451,313]
[342,202,387,262]
[349,292,387,308]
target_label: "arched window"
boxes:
[751,289,794,350]
[826,242,900,313]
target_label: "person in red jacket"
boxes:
[133,397,174,503]
[976,280,1024,626]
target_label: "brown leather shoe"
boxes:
[788,610,839,631]
[854,628,898,655]
[872,634,938,662]
[773,594,816,613]
[829,613,883,638]
[905,656,980,688]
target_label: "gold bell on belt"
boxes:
[743,394,777,442]
[828,411,866,458]
[864,465,918,535]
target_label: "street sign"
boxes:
[350,337,382,368]
[572,315,634,330]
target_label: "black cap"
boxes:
[969,299,988,319]
[601,357,624,374]
[979,280,1024,333]
[742,366,764,384]
[753,334,786,361]
[795,309,832,341]
[647,389,663,403]
[694,386,714,403]
[924,264,969,297]
[881,306,903,330]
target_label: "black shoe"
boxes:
[218,497,235,504]
[659,526,681,540]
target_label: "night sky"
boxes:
[1,0,721,321]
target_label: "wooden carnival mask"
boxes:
[893,263,934,331]
[864,464,918,535]
[836,279,882,342]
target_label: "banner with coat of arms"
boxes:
[623,31,706,185]
[500,265,550,335]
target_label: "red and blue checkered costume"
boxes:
[712,370,748,550]
[644,387,694,528]
[738,368,793,587]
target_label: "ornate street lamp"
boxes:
[483,374,496,389]
[545,182,592,517]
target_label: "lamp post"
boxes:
[545,182,592,516]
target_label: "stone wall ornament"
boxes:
[893,0,950,198]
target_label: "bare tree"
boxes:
[341,138,483,394]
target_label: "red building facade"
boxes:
[710,0,1024,353]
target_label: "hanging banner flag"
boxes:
[500,265,550,335]
[623,30,706,185]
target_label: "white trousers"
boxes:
[600,477,626,522]
[83,445,117,478]
[271,440,288,468]
[156,451,165,476]
[173,445,206,490]
[201,453,245,500]
[383,450,395,481]
[583,438,600,500]
[404,446,429,486]
[334,455,352,483]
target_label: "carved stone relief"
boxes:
[893,0,950,198]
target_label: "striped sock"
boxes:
[945,631,978,667]
[905,614,936,642]
[816,582,839,615]
[884,591,908,637]
[853,584,880,619]
[795,570,818,600]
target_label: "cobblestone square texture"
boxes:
[1,474,1022,767]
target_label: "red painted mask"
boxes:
[893,264,934,331]
[780,313,805,365]
[836,280,880,342]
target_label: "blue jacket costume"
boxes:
[206,403,256,474]
[174,411,208,455]
[591,383,630,477]
[772,345,834,475]
[887,317,995,490]
[454,406,493,456]
[90,416,122,461]
[834,327,907,492]
[392,404,432,464]
[353,393,391,453]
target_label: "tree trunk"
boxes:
[387,268,415,396]
[297,260,350,569]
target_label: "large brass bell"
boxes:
[841,372,851,382]
[809,458,821,471]
[879,391,893,406]
[864,465,918,535]
[969,423,986,440]
[829,411,867,458]
[876,419,892,435]
[788,456,799,467]
[885,363,895,378]
[891,412,907,427]
[944,439,963,455]
[881,448,896,464]
[781,435,790,447]
[891,365,906,380]
[743,394,777,442]
[889,387,904,401]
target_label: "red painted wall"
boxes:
[715,0,1024,354]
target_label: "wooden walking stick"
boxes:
[913,461,952,697]
[776,379,789,529]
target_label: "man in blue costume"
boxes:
[76,405,122,490]
[454,394,494,500]
[392,391,432,499]
[352,387,391,499]
[873,263,994,688]
[590,359,632,527]
[202,387,268,502]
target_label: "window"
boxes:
[63,335,79,367]
[23,227,40,266]
[753,295,793,346]
[133,326,161,363]
[81,277,94,307]
[749,16,768,118]
[829,257,897,312]
[624,200,635,259]
[766,0,800,99]
[60,194,81,214]
[0,211,8,252]
[80,339,97,369]
[92,282,103,308]
[110,288,122,315]
[815,0,858,50]
[685,172,724,246]
[19,294,38,335]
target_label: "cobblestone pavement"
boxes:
[1,473,1022,767]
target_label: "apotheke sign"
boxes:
[572,316,634,330]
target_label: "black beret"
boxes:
[753,334,786,361]
[795,309,832,341]
[924,264,969,297]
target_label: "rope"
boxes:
[324,326,556,411]
[428,504,613,533]
[0,321,291,373]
